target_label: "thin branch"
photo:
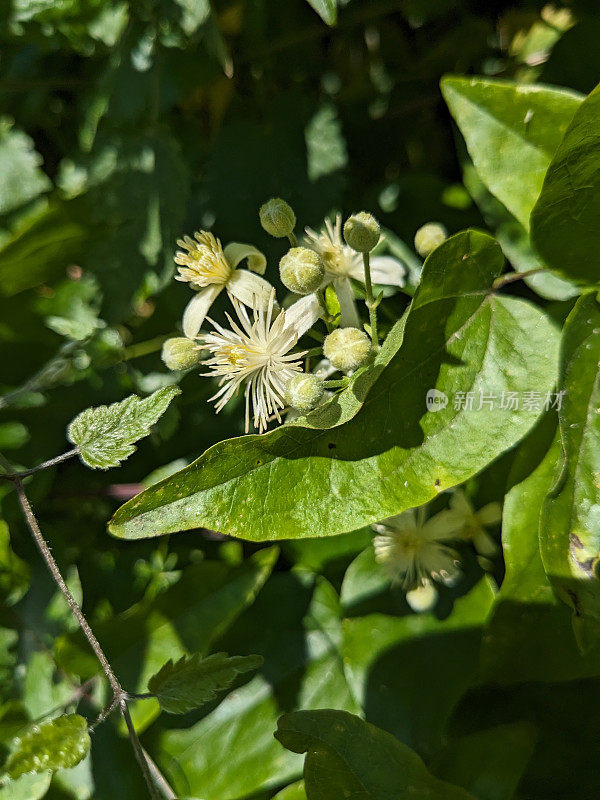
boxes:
[142,747,177,800]
[121,700,161,800]
[2,454,176,799]
[2,449,80,480]
[11,477,123,698]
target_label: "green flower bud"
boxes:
[414,222,447,258]
[259,198,296,238]
[323,327,371,372]
[285,373,325,413]
[343,211,380,253]
[279,247,325,295]
[161,337,202,371]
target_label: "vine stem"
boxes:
[0,452,175,800]
[492,267,547,289]
[362,252,379,347]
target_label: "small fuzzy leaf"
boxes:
[3,714,90,779]
[148,652,263,714]
[67,386,180,469]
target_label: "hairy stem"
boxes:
[13,449,79,479]
[13,477,122,697]
[1,457,176,800]
[362,252,379,346]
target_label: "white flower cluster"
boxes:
[162,200,406,434]
[372,490,501,612]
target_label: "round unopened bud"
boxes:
[259,198,296,238]
[285,373,325,413]
[343,212,380,253]
[323,327,371,372]
[279,247,325,295]
[414,222,447,258]
[161,337,201,371]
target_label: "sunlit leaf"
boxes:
[442,76,581,229]
[68,386,180,469]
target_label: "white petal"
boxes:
[182,284,222,339]
[282,293,322,338]
[334,278,360,328]
[224,242,267,275]
[227,269,274,310]
[369,255,406,287]
[422,509,467,541]
[406,581,437,613]
[477,502,503,526]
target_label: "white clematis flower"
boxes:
[372,506,465,612]
[449,489,502,557]
[175,231,273,339]
[304,214,405,327]
[199,290,321,434]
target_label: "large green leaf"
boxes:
[110,230,559,542]
[342,578,495,758]
[480,412,600,682]
[158,577,360,800]
[2,715,90,779]
[275,710,476,800]
[540,293,600,623]
[147,651,263,714]
[531,82,600,285]
[441,76,581,229]
[67,386,180,469]
[56,548,276,732]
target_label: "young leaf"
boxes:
[441,76,581,229]
[531,81,600,285]
[2,714,90,779]
[67,386,180,469]
[148,652,263,714]
[109,231,559,542]
[275,710,476,799]
[540,293,600,622]
[306,0,337,26]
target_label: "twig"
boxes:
[0,449,80,481]
[0,456,176,799]
[143,747,177,800]
[12,477,122,697]
[492,268,547,289]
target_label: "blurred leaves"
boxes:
[0,120,50,216]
